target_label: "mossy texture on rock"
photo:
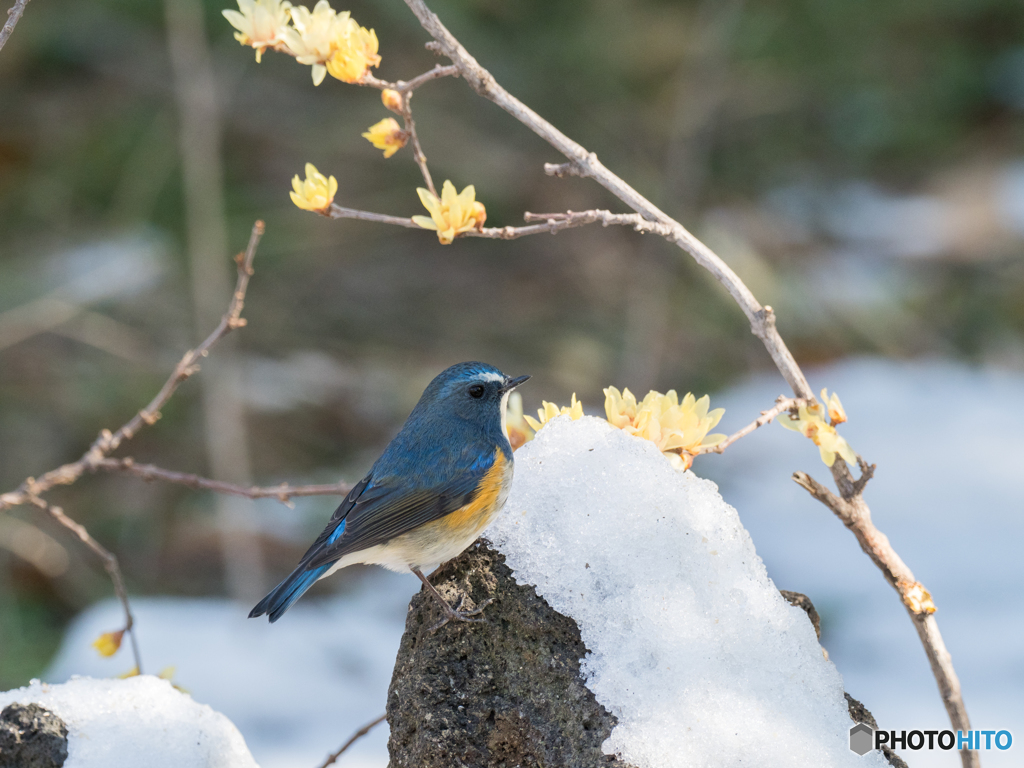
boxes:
[387,541,634,768]
[0,703,69,768]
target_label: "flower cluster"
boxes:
[413,181,487,244]
[290,163,337,212]
[523,394,584,432]
[604,387,726,470]
[362,118,407,158]
[778,388,856,467]
[223,0,380,85]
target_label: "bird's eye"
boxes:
[468,384,485,399]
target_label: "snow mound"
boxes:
[0,675,258,768]
[487,415,887,768]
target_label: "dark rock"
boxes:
[0,703,69,768]
[386,541,634,768]
[780,589,822,640]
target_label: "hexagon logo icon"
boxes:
[849,723,874,755]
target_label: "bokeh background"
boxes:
[2,0,1023,765]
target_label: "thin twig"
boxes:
[0,0,31,53]
[326,205,419,227]
[27,496,143,673]
[399,91,436,196]
[317,714,387,768]
[791,469,973,767]
[398,2,976,763]
[695,396,806,455]
[93,458,352,505]
[363,64,459,94]
[0,221,264,513]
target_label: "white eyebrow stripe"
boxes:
[475,372,504,382]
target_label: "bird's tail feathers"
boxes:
[249,560,332,623]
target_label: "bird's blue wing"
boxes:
[304,452,494,568]
[249,452,495,622]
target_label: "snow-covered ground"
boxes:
[39,358,1021,767]
[0,676,258,767]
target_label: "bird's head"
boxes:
[416,361,530,434]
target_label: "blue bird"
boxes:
[249,361,530,627]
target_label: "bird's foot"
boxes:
[427,593,494,633]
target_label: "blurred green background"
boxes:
[2,0,1024,687]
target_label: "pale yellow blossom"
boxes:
[361,118,407,158]
[381,88,403,113]
[523,394,584,432]
[280,2,378,85]
[325,19,380,83]
[412,180,487,244]
[222,0,292,62]
[604,386,725,470]
[778,390,857,467]
[92,629,124,657]
[289,162,337,212]
[505,391,534,450]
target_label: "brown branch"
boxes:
[398,91,435,196]
[0,221,265,513]
[94,458,352,505]
[695,396,806,455]
[363,64,459,94]
[792,471,975,767]
[0,0,31,53]
[326,205,420,227]
[398,2,976,763]
[316,714,387,768]
[27,496,143,673]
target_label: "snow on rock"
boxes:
[0,675,258,768]
[487,415,887,768]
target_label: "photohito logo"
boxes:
[849,724,1013,755]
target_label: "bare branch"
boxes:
[327,205,420,228]
[399,91,436,196]
[0,221,265,513]
[398,2,976,761]
[0,0,31,53]
[27,496,143,673]
[696,396,806,455]
[792,471,976,767]
[360,64,458,93]
[94,458,352,505]
[317,714,387,768]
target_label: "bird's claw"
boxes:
[428,595,494,633]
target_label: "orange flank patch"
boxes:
[441,449,508,535]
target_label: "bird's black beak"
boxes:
[501,374,531,393]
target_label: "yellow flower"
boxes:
[523,394,584,432]
[92,629,124,657]
[412,180,487,244]
[604,387,726,471]
[289,162,337,212]
[361,118,407,158]
[505,392,534,450]
[778,391,857,468]
[381,88,403,113]
[899,580,936,615]
[821,388,847,426]
[222,0,292,62]
[325,18,380,84]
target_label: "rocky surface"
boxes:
[0,703,69,768]
[387,541,633,768]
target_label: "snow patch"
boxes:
[488,415,885,768]
[0,675,257,768]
